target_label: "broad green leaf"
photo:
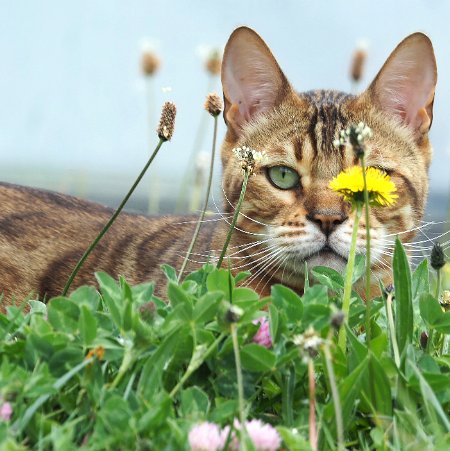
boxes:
[210,399,238,423]
[180,386,210,417]
[167,281,192,307]
[366,353,393,417]
[235,271,251,284]
[193,291,223,323]
[271,284,303,323]
[302,304,331,331]
[79,305,97,346]
[412,259,430,303]
[393,238,413,358]
[241,344,276,372]
[207,269,235,300]
[47,297,80,333]
[420,293,450,333]
[311,266,344,291]
[160,264,177,282]
[302,285,329,305]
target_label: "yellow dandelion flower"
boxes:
[329,166,398,207]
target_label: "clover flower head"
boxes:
[233,419,281,451]
[440,290,450,312]
[253,317,272,348]
[329,165,398,208]
[232,146,267,176]
[188,422,223,451]
[293,327,323,359]
[0,402,12,422]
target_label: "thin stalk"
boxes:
[435,269,441,300]
[178,116,218,281]
[231,323,246,430]
[426,328,435,355]
[386,293,401,367]
[216,171,250,268]
[308,359,318,451]
[170,332,225,398]
[109,347,134,390]
[338,203,363,351]
[360,156,372,347]
[323,335,344,450]
[62,139,165,296]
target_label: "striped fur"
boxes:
[0,27,437,305]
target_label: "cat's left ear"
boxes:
[221,27,292,136]
[366,32,437,137]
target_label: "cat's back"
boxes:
[0,182,218,304]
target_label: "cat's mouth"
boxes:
[306,244,347,272]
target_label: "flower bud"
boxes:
[330,311,345,330]
[430,242,446,271]
[420,331,428,350]
[204,92,223,117]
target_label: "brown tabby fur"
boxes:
[0,27,437,307]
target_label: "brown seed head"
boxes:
[141,50,160,76]
[350,48,367,83]
[204,92,223,117]
[157,101,177,141]
[205,49,222,76]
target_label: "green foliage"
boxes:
[0,242,449,450]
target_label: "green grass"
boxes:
[0,240,449,450]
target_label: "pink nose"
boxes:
[306,211,348,236]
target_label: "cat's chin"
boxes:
[306,250,347,273]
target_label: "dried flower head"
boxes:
[141,50,160,76]
[225,305,244,323]
[420,331,428,350]
[350,47,367,83]
[330,311,345,330]
[430,242,446,271]
[333,122,373,158]
[205,49,222,76]
[329,166,398,208]
[188,422,223,451]
[293,327,323,359]
[253,317,272,348]
[204,92,223,117]
[232,146,267,176]
[139,301,156,323]
[157,101,177,141]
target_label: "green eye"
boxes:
[267,166,300,190]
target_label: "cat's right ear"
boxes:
[221,27,291,137]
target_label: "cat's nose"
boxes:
[306,210,348,236]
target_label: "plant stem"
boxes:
[338,203,362,351]
[62,139,165,296]
[323,335,344,450]
[308,358,318,451]
[216,170,250,268]
[231,323,246,430]
[178,116,218,281]
[386,292,401,367]
[169,333,225,398]
[360,156,373,347]
[426,328,435,355]
[435,269,441,300]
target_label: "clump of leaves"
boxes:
[0,240,449,450]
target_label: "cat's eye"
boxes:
[267,166,300,190]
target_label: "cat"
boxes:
[0,27,437,306]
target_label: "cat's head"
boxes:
[219,27,437,290]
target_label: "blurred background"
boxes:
[1,0,449,224]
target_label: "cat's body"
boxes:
[0,27,437,305]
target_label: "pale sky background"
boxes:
[0,0,449,215]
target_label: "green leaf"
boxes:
[69,285,100,310]
[235,271,251,284]
[412,259,430,303]
[207,269,234,300]
[47,297,80,333]
[271,284,303,323]
[79,305,97,346]
[241,344,276,372]
[160,264,178,282]
[393,238,413,358]
[167,281,192,307]
[366,353,393,417]
[96,272,122,328]
[420,293,450,333]
[180,386,210,418]
[302,285,328,305]
[193,291,223,323]
[269,304,279,342]
[311,266,344,291]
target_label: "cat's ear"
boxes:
[221,27,292,136]
[367,33,437,136]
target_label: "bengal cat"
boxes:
[0,27,437,306]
